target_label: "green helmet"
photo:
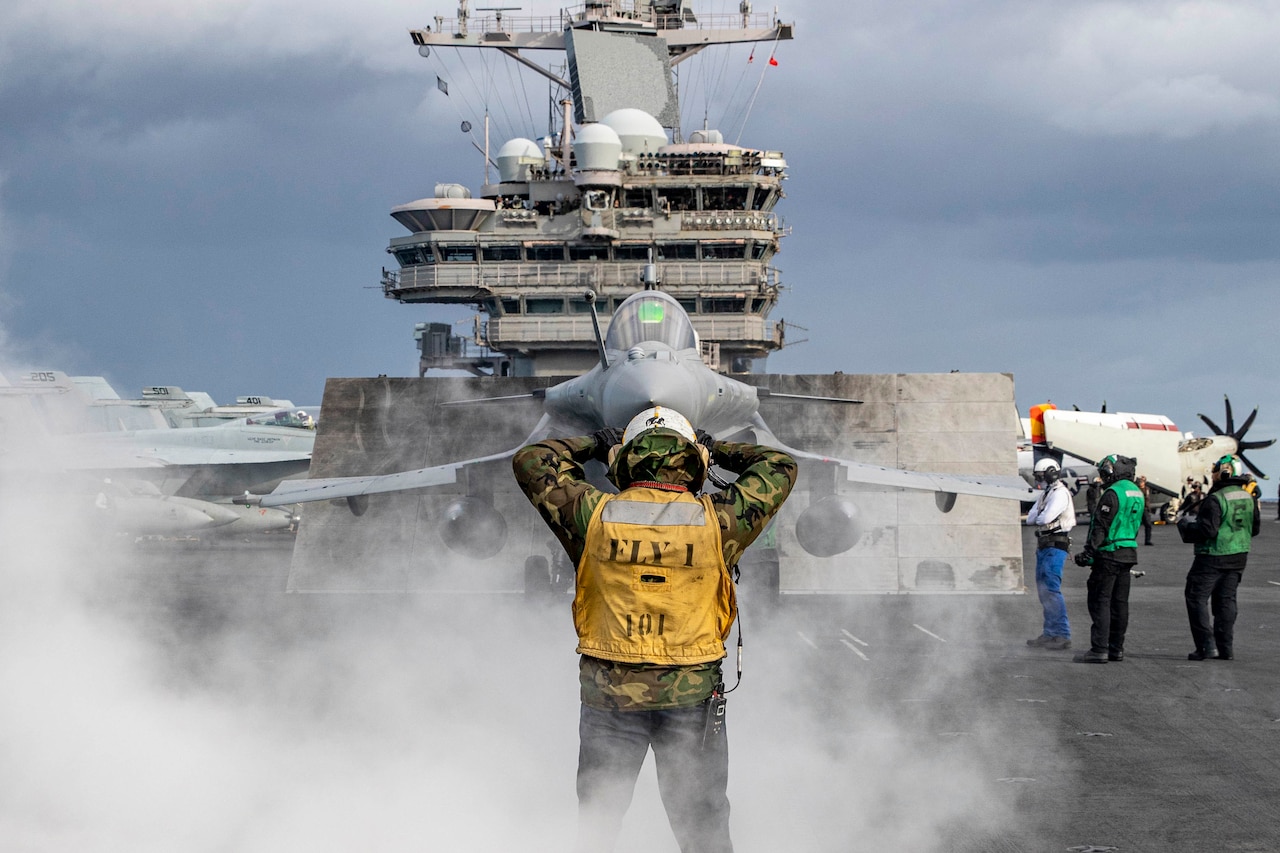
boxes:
[1213,454,1241,477]
[1098,454,1136,484]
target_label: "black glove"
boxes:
[694,428,717,453]
[591,427,623,462]
[1073,549,1095,568]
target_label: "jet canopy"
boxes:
[244,409,317,430]
[605,293,699,353]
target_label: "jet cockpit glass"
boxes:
[246,409,316,429]
[604,294,698,351]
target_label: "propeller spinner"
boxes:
[1197,396,1276,479]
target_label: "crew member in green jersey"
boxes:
[1177,455,1261,661]
[1073,454,1144,664]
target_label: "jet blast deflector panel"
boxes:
[288,373,1023,594]
[565,29,679,126]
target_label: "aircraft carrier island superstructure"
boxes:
[289,1,1026,596]
[382,0,794,378]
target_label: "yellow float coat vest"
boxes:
[574,487,736,665]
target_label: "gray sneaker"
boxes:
[1026,635,1052,647]
[1042,637,1072,650]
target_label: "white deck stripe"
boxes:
[841,629,869,647]
[796,631,818,649]
[913,623,948,643]
[840,639,870,661]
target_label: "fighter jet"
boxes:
[1,370,311,536]
[247,289,1032,559]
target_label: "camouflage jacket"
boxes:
[513,434,797,710]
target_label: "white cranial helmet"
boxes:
[622,406,696,446]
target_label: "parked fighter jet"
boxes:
[247,289,1032,558]
[1,370,311,536]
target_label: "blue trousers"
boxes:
[575,702,732,853]
[1034,546,1071,638]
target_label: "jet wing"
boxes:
[745,414,1034,504]
[785,446,1035,503]
[254,414,553,508]
[47,444,312,470]
[258,448,518,507]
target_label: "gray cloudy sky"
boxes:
[1,0,1277,473]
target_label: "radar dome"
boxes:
[496,137,544,183]
[434,183,471,199]
[600,109,667,155]
[573,123,622,171]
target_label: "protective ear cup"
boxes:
[697,443,710,470]
[608,445,620,467]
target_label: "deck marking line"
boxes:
[839,638,870,661]
[913,623,947,643]
[840,629,869,647]
[796,631,818,650]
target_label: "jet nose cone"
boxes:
[601,358,701,428]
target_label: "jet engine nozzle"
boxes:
[794,495,862,557]
[440,497,508,559]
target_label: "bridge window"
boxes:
[701,242,743,260]
[526,298,564,314]
[438,245,477,262]
[623,188,651,208]
[749,188,774,211]
[702,186,748,211]
[662,188,697,211]
[526,244,566,262]
[394,249,423,266]
[569,244,607,261]
[750,242,768,260]
[482,244,522,262]
[501,299,520,314]
[703,297,745,313]
[615,244,651,261]
[656,242,697,260]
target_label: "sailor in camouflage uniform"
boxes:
[513,406,796,853]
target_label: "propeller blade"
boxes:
[1240,438,1277,451]
[1238,452,1267,480]
[1236,406,1259,439]
[1199,413,1226,436]
[1223,396,1235,435]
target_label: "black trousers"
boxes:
[1086,558,1132,654]
[576,701,732,853]
[1184,556,1243,655]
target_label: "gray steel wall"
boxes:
[288,373,1023,593]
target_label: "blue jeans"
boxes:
[1035,546,1071,638]
[575,702,732,853]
